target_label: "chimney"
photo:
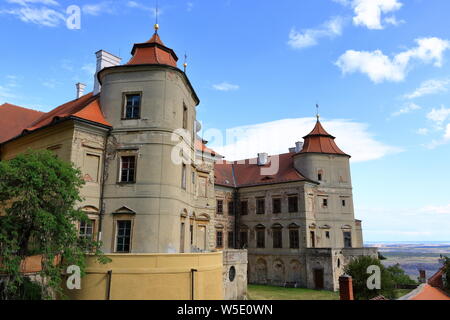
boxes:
[257,153,268,166]
[93,50,122,95]
[419,270,427,283]
[76,83,86,99]
[289,147,296,153]
[339,275,354,300]
[295,141,304,153]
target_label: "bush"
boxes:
[344,256,395,300]
[386,264,417,286]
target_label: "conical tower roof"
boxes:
[299,119,349,156]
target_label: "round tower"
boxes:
[293,118,360,248]
[97,27,200,253]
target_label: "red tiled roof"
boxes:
[127,32,178,67]
[24,93,111,133]
[410,284,450,300]
[0,103,44,143]
[195,139,221,157]
[215,152,310,188]
[1,93,111,144]
[299,120,349,156]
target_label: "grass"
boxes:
[248,284,339,300]
[394,289,415,299]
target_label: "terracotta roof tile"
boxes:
[195,139,221,157]
[127,32,178,67]
[1,93,111,144]
[0,103,44,143]
[410,284,450,300]
[215,152,309,188]
[299,120,349,156]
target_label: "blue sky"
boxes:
[1,0,449,242]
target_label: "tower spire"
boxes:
[316,104,320,121]
[183,53,188,72]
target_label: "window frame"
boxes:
[79,219,95,240]
[217,200,224,215]
[216,230,224,248]
[119,155,137,184]
[256,198,265,215]
[115,219,133,253]
[272,227,283,249]
[122,92,142,120]
[256,227,265,249]
[288,195,298,213]
[289,228,300,249]
[272,198,281,214]
[240,200,248,216]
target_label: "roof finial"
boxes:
[183,53,188,72]
[154,0,160,33]
[316,103,320,121]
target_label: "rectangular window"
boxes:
[190,224,194,245]
[344,232,352,248]
[216,231,223,248]
[116,220,132,253]
[273,198,281,214]
[273,229,282,248]
[326,231,330,239]
[120,156,136,183]
[342,199,346,207]
[241,201,248,216]
[124,94,141,119]
[310,231,316,248]
[85,154,100,183]
[323,198,328,208]
[289,229,299,249]
[79,219,95,240]
[256,229,265,248]
[217,200,223,214]
[182,104,188,130]
[256,198,265,215]
[318,173,322,181]
[181,163,187,190]
[288,196,298,213]
[228,201,234,216]
[240,231,248,248]
[228,231,234,248]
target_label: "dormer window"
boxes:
[123,93,141,119]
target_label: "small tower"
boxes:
[97,25,200,254]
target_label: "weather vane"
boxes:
[154,0,159,32]
[183,53,188,73]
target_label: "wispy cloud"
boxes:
[212,82,239,92]
[422,204,450,215]
[426,106,450,126]
[390,102,421,117]
[404,78,450,99]
[82,2,116,16]
[336,37,450,83]
[334,0,403,30]
[126,1,158,15]
[0,0,66,27]
[288,16,344,49]
[208,118,401,162]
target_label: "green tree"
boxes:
[443,256,450,292]
[344,256,395,300]
[0,150,108,300]
[386,264,417,286]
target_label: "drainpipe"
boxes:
[191,269,198,300]
[106,270,113,300]
[233,189,240,249]
[98,130,111,241]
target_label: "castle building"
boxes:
[0,26,376,296]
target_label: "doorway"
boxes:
[314,269,324,290]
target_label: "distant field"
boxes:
[247,285,339,300]
[366,242,450,280]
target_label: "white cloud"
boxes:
[426,106,450,125]
[391,102,421,117]
[82,2,115,16]
[1,6,65,26]
[445,124,450,140]
[208,118,401,162]
[288,16,344,49]
[416,128,429,135]
[212,82,239,92]
[81,63,96,76]
[422,204,450,215]
[126,1,158,15]
[336,37,450,83]
[404,79,450,99]
[335,0,403,30]
[6,0,59,6]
